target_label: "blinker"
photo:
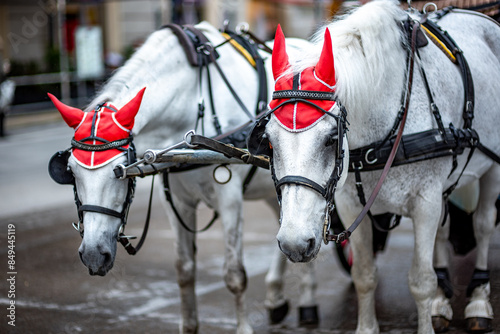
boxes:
[48,150,75,185]
[246,116,272,157]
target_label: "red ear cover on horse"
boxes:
[272,24,291,80]
[48,87,146,130]
[114,87,146,130]
[315,28,336,87]
[47,93,85,129]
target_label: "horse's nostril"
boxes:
[306,238,316,257]
[101,250,112,265]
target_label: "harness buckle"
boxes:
[351,160,363,170]
[198,43,214,56]
[322,207,331,245]
[72,221,84,238]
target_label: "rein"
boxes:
[251,20,418,244]
[348,10,500,209]
[323,19,420,243]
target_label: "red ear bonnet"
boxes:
[315,28,336,87]
[48,93,85,128]
[272,24,290,81]
[269,28,336,132]
[114,87,146,129]
[48,87,146,168]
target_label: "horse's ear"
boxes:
[272,24,290,80]
[115,87,146,129]
[315,28,336,87]
[47,93,85,129]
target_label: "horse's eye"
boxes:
[325,132,338,147]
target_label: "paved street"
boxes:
[1,117,500,334]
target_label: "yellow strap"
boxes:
[420,25,457,63]
[221,32,257,68]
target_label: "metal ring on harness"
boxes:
[213,164,232,184]
[423,2,438,14]
[198,42,214,56]
[184,130,197,148]
[236,22,250,35]
[365,148,378,165]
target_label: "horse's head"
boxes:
[252,26,348,262]
[48,88,145,276]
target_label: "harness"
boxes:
[247,13,498,244]
[349,11,500,214]
[160,23,270,233]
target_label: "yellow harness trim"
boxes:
[221,32,257,68]
[421,25,457,63]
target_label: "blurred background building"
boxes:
[0,0,345,114]
[0,0,498,115]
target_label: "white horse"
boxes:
[258,1,500,333]
[48,22,319,333]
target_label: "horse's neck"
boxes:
[93,22,260,155]
[89,29,201,155]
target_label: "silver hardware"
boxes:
[322,205,332,245]
[236,22,250,35]
[352,161,363,170]
[72,221,84,237]
[198,43,214,56]
[423,2,438,14]
[365,148,378,164]
[184,130,197,148]
[143,130,197,164]
[117,224,136,241]
[213,164,232,184]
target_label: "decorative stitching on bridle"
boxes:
[71,137,132,151]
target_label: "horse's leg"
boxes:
[297,261,319,326]
[264,246,290,323]
[410,192,442,334]
[431,206,453,332]
[345,213,379,334]
[262,197,289,323]
[465,167,499,332]
[262,198,319,326]
[216,186,254,334]
[164,194,199,334]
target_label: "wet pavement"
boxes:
[1,117,500,334]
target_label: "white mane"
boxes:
[292,0,407,116]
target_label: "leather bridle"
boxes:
[252,73,349,242]
[51,103,151,255]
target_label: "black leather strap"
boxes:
[275,175,326,198]
[79,204,122,219]
[163,171,218,234]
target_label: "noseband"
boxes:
[249,73,348,242]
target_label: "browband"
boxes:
[71,137,132,151]
[272,90,336,101]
